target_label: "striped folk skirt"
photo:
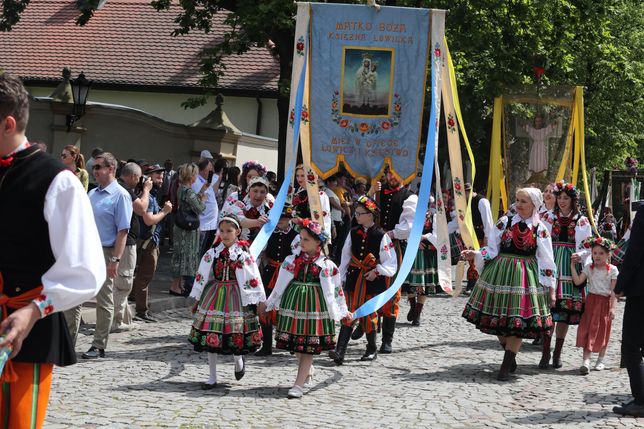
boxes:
[274,281,336,355]
[406,247,439,294]
[462,254,553,339]
[551,242,586,325]
[189,280,262,355]
[613,238,629,267]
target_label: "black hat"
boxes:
[144,163,165,174]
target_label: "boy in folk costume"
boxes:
[375,168,417,353]
[255,205,298,357]
[331,197,397,364]
[0,73,105,428]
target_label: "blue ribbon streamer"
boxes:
[249,56,307,259]
[352,55,439,319]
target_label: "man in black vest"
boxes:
[373,169,417,353]
[464,183,493,293]
[613,203,644,417]
[0,73,104,428]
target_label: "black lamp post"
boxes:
[66,72,91,131]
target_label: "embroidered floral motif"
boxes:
[283,260,296,273]
[296,36,305,56]
[540,268,554,277]
[331,92,402,135]
[34,294,54,316]
[447,113,457,134]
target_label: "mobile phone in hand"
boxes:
[207,171,214,184]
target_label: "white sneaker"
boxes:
[110,322,137,333]
[594,361,606,371]
[287,385,304,399]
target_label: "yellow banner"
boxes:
[488,97,504,221]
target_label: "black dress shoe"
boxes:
[613,401,644,417]
[82,346,105,359]
[360,347,378,361]
[201,382,218,390]
[234,357,245,381]
[134,312,158,323]
[351,324,364,340]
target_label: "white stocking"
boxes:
[207,353,217,385]
[233,354,244,372]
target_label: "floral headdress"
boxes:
[295,218,329,243]
[581,236,615,252]
[242,160,267,176]
[280,204,294,219]
[552,181,580,199]
[357,196,379,215]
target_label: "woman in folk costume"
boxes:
[539,181,592,369]
[221,176,273,242]
[331,196,397,364]
[259,219,351,399]
[462,187,557,381]
[255,204,299,357]
[292,165,332,237]
[405,196,439,326]
[443,188,465,268]
[188,215,265,389]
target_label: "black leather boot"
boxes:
[406,297,417,322]
[255,324,273,356]
[361,332,378,361]
[538,334,552,369]
[379,317,396,354]
[552,337,565,369]
[497,350,517,381]
[412,303,424,326]
[329,325,352,365]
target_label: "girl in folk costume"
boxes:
[571,237,619,375]
[443,188,465,268]
[188,215,265,389]
[539,182,592,369]
[462,188,557,381]
[259,220,351,399]
[230,160,272,204]
[540,183,556,216]
[221,176,273,242]
[255,204,298,357]
[405,196,438,326]
[292,165,332,237]
[331,197,397,364]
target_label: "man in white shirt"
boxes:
[192,159,219,257]
[0,73,104,427]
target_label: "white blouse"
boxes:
[190,242,266,306]
[220,193,273,241]
[265,254,349,321]
[475,214,557,289]
[582,263,619,296]
[392,194,418,240]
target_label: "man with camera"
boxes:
[109,162,152,333]
[131,164,173,323]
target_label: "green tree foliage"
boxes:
[1,0,641,177]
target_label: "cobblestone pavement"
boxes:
[46,295,641,428]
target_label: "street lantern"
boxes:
[66,72,91,131]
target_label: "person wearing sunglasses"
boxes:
[59,145,89,191]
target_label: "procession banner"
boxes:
[250,4,310,258]
[308,3,431,184]
[353,9,445,319]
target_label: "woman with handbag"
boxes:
[170,163,207,296]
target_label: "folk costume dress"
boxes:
[576,263,619,352]
[189,242,265,355]
[260,225,298,325]
[406,211,439,294]
[463,214,557,338]
[613,227,631,268]
[339,224,398,334]
[265,251,349,355]
[542,211,592,324]
[221,192,274,242]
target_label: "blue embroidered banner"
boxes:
[309,4,430,184]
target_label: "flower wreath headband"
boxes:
[357,196,379,215]
[552,181,580,199]
[581,236,615,252]
[295,218,329,243]
[242,160,267,176]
